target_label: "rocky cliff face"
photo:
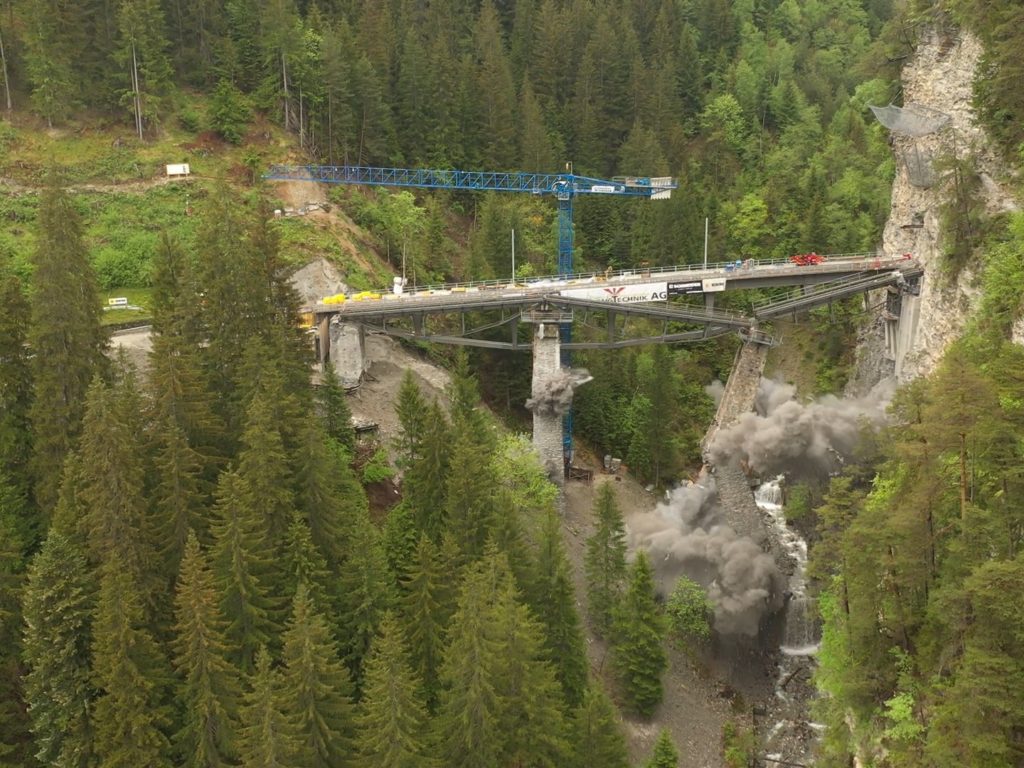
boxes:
[849,26,1019,392]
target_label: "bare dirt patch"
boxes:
[563,467,736,768]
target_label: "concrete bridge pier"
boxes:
[531,320,565,484]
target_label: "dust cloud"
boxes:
[704,379,725,407]
[628,478,783,636]
[525,367,593,416]
[707,377,894,476]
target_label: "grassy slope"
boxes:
[0,100,395,321]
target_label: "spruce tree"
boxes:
[336,511,395,684]
[404,401,450,541]
[281,584,357,768]
[612,550,667,718]
[400,534,452,709]
[395,370,428,468]
[435,557,502,768]
[28,175,106,515]
[152,416,207,571]
[316,364,355,451]
[236,391,296,548]
[22,531,96,768]
[489,573,569,767]
[530,510,588,707]
[444,426,496,564]
[210,469,279,673]
[92,563,173,768]
[0,257,32,511]
[237,647,298,768]
[116,0,175,137]
[283,513,333,613]
[0,482,30,766]
[355,612,433,767]
[645,730,679,767]
[569,684,631,768]
[78,373,159,604]
[172,531,239,768]
[585,482,629,637]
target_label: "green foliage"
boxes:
[645,730,679,768]
[22,532,96,768]
[172,531,240,767]
[362,447,394,484]
[722,721,755,768]
[612,550,667,718]
[665,576,713,644]
[209,79,251,144]
[237,647,298,767]
[568,683,630,768]
[281,584,356,768]
[356,613,434,767]
[585,482,628,638]
[27,176,107,515]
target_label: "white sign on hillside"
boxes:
[560,282,667,304]
[166,163,191,177]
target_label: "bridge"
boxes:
[314,250,921,481]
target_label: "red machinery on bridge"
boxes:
[790,252,825,266]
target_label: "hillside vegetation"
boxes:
[4,0,1024,766]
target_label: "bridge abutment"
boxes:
[328,318,366,388]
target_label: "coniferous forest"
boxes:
[2,0,1024,766]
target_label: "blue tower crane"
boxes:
[264,163,676,460]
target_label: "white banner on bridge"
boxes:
[702,277,727,292]
[560,282,668,304]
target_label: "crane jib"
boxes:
[263,165,676,199]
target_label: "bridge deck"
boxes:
[305,252,919,320]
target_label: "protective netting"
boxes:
[869,103,950,137]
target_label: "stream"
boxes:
[755,478,821,766]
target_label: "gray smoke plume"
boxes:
[705,379,725,407]
[708,377,894,477]
[628,478,783,636]
[525,367,593,416]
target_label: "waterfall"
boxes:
[755,477,821,762]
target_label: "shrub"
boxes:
[666,575,713,643]
[362,447,394,485]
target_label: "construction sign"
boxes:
[560,282,668,304]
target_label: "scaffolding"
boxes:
[870,102,951,188]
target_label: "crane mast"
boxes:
[265,163,676,458]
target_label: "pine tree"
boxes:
[400,534,452,709]
[612,550,667,717]
[236,391,296,548]
[22,531,96,768]
[0,479,30,766]
[489,573,569,767]
[444,425,496,564]
[21,0,78,124]
[404,401,450,541]
[355,612,433,767]
[585,482,628,637]
[210,469,279,673]
[0,257,32,512]
[283,513,333,613]
[569,683,630,768]
[237,646,298,768]
[316,364,355,451]
[28,175,106,515]
[394,370,428,468]
[78,373,158,602]
[435,557,502,768]
[530,510,588,706]
[172,531,239,768]
[645,730,679,767]
[336,511,395,683]
[116,0,175,137]
[281,584,357,768]
[92,563,173,768]
[152,416,207,571]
